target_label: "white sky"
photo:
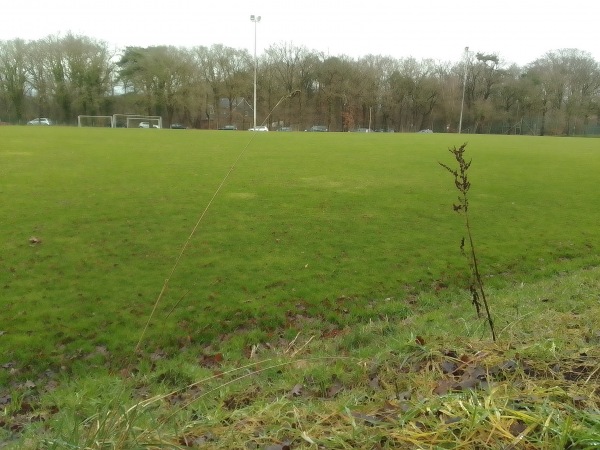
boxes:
[2,0,598,66]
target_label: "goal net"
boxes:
[78,115,114,127]
[112,114,162,129]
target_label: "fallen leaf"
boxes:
[290,384,303,397]
[501,360,518,371]
[17,402,33,414]
[326,376,344,398]
[396,390,411,401]
[369,376,380,390]
[570,394,588,407]
[378,400,409,417]
[200,353,223,368]
[441,360,458,374]
[433,379,456,395]
[351,411,381,425]
[509,420,528,436]
[456,377,479,390]
[443,415,463,424]
[179,432,215,447]
[150,350,166,361]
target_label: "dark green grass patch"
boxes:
[2,128,600,375]
[5,266,600,449]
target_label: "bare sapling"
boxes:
[439,143,496,341]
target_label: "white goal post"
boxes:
[112,114,162,129]
[78,115,114,127]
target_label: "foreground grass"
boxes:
[3,266,600,448]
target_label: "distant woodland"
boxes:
[1,34,599,134]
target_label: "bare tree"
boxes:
[264,42,316,128]
[523,49,600,135]
[3,31,598,135]
[0,39,29,123]
[61,34,114,116]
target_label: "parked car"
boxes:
[308,125,328,132]
[277,126,292,132]
[219,125,237,130]
[27,118,52,126]
[170,123,187,129]
[248,125,269,132]
[418,129,433,133]
[352,127,372,132]
[139,121,159,128]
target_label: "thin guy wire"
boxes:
[135,91,300,352]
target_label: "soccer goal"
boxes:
[78,115,114,127]
[112,114,162,129]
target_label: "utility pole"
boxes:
[459,46,469,134]
[250,15,261,130]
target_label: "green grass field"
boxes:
[2,127,600,369]
[2,127,600,448]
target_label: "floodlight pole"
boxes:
[250,15,261,130]
[458,46,469,134]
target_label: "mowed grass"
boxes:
[2,127,600,374]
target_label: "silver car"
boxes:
[27,118,52,125]
[139,121,159,129]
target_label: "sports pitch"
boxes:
[2,127,600,368]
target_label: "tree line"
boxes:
[1,34,599,135]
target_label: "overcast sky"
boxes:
[2,0,598,66]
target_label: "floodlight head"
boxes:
[250,15,261,22]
